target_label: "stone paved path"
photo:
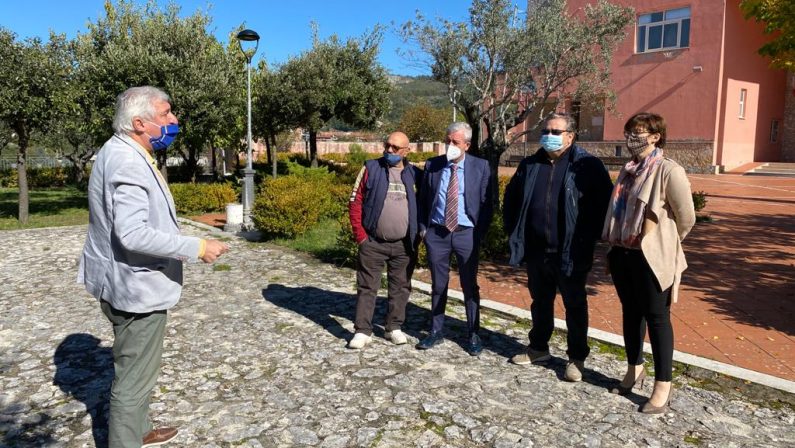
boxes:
[1,225,794,447]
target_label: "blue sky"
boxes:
[0,0,526,76]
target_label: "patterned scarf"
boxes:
[603,148,664,248]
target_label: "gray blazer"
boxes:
[77,134,201,313]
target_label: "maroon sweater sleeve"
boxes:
[348,165,369,244]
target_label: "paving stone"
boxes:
[0,224,794,447]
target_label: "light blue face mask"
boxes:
[147,123,180,151]
[540,134,564,152]
[383,151,402,166]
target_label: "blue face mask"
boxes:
[383,151,402,166]
[540,134,564,152]
[147,123,180,151]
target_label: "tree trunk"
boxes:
[309,129,319,168]
[270,134,277,179]
[15,128,29,225]
[157,151,168,183]
[186,148,199,183]
[264,135,273,167]
[211,145,218,179]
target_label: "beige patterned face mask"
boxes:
[625,134,649,156]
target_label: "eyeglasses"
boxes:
[541,129,568,136]
[624,131,650,138]
[383,142,407,151]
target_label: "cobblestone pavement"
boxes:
[2,225,794,448]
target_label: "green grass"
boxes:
[270,218,346,262]
[213,263,232,272]
[0,187,88,230]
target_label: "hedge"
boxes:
[169,182,238,214]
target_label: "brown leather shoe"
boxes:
[142,427,178,447]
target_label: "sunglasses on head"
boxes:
[541,128,567,136]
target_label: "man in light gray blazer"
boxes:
[78,86,228,448]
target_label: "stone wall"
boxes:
[501,140,716,174]
[288,141,443,155]
[782,72,795,162]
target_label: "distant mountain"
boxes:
[386,75,450,124]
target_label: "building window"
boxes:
[771,120,779,143]
[739,89,747,119]
[637,7,691,53]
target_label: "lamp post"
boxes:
[236,28,260,230]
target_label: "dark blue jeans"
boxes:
[425,225,481,336]
[526,254,590,361]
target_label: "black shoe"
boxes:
[416,332,444,350]
[466,334,482,356]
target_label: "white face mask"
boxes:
[445,144,462,162]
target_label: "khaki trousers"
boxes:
[101,300,167,448]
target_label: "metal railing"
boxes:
[0,157,75,170]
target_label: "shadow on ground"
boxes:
[0,354,57,447]
[261,284,616,389]
[684,212,795,336]
[53,333,113,448]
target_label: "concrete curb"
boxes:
[410,279,795,395]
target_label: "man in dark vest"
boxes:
[347,131,423,349]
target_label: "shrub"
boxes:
[252,167,349,238]
[479,215,509,262]
[346,144,379,167]
[320,152,348,164]
[334,213,358,267]
[0,167,71,188]
[252,175,324,238]
[170,182,238,214]
[405,151,438,163]
[692,190,707,213]
[0,169,16,188]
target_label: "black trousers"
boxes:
[608,247,674,381]
[354,237,414,335]
[526,254,590,361]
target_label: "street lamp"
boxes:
[236,28,260,230]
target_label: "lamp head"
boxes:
[236,29,260,62]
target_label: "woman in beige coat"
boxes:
[602,112,696,414]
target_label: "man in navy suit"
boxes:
[416,122,493,355]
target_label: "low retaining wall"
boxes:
[288,141,444,155]
[502,140,717,174]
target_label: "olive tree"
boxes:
[0,28,71,223]
[76,0,244,181]
[275,26,392,167]
[401,0,632,203]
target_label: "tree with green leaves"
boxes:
[401,0,632,203]
[741,0,795,70]
[0,122,14,157]
[398,102,450,142]
[0,28,71,224]
[253,64,294,178]
[77,0,244,181]
[276,26,392,167]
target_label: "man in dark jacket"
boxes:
[347,131,422,349]
[416,122,493,356]
[503,113,612,381]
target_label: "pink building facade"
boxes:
[563,0,788,172]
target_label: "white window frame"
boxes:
[739,89,747,119]
[636,7,691,54]
[771,120,779,143]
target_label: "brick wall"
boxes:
[782,72,795,162]
[287,141,443,155]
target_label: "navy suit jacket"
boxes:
[418,153,493,240]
